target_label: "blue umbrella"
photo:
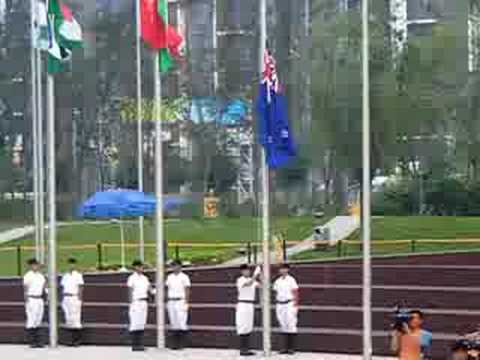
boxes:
[78,189,156,219]
[164,194,191,211]
[78,189,157,271]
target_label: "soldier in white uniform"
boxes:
[127,260,153,351]
[23,258,46,348]
[166,261,191,350]
[235,264,261,356]
[273,263,299,354]
[61,257,84,346]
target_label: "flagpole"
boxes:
[135,0,145,262]
[37,49,45,265]
[46,69,58,348]
[153,53,165,350]
[46,0,58,344]
[259,0,271,356]
[362,0,372,358]
[30,0,40,261]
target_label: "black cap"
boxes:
[27,258,39,266]
[132,260,144,267]
[279,263,291,269]
[240,264,250,271]
[171,260,182,267]
[67,257,77,264]
[452,339,471,351]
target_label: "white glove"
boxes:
[253,266,261,278]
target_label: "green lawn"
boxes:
[0,216,317,276]
[292,216,480,261]
[349,216,480,240]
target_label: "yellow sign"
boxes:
[204,197,220,218]
[273,233,285,263]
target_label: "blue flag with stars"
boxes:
[256,49,297,168]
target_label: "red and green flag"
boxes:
[141,0,184,73]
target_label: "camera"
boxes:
[452,339,480,359]
[392,306,411,331]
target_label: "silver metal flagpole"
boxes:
[30,0,40,261]
[153,53,165,349]
[259,0,271,356]
[47,71,58,347]
[135,0,145,262]
[37,49,45,265]
[46,0,58,342]
[362,0,372,358]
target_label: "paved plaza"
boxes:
[1,346,394,360]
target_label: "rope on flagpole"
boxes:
[135,0,145,262]
[30,0,40,262]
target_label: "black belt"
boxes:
[28,296,43,299]
[238,300,255,304]
[277,300,292,304]
[168,298,184,301]
[63,294,77,297]
[133,298,148,302]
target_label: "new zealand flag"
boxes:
[257,49,297,169]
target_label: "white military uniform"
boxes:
[166,272,191,330]
[23,270,46,329]
[127,272,151,332]
[235,276,258,335]
[61,270,84,329]
[273,275,299,333]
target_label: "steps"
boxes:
[0,253,479,359]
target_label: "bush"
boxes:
[372,180,418,216]
[425,178,468,215]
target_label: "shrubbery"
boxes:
[373,177,480,216]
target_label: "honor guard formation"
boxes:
[23,258,299,356]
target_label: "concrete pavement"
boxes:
[0,346,394,360]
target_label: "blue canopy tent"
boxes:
[78,189,156,271]
[78,190,191,270]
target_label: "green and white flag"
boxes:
[47,0,83,73]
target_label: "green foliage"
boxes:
[373,177,480,216]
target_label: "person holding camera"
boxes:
[390,310,433,360]
[451,339,471,360]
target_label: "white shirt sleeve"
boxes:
[165,275,171,287]
[60,275,66,288]
[23,273,30,287]
[290,277,299,290]
[127,275,133,288]
[236,277,245,291]
[183,274,191,287]
[78,273,84,286]
[273,279,278,292]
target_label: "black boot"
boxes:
[287,334,296,355]
[26,329,35,348]
[170,331,180,350]
[32,328,44,348]
[65,329,74,347]
[279,333,289,354]
[178,331,188,350]
[73,329,82,347]
[239,334,255,356]
[137,331,145,351]
[131,331,138,351]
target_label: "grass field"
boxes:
[292,216,480,261]
[0,216,317,276]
